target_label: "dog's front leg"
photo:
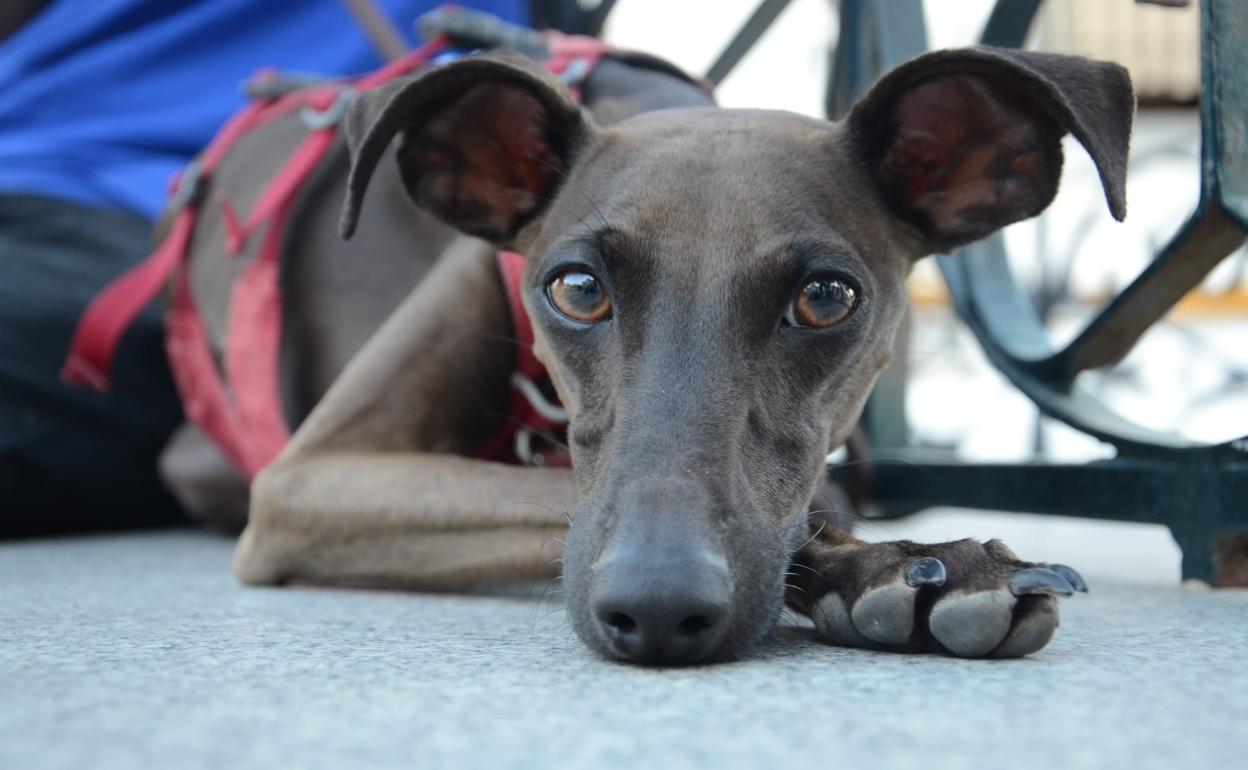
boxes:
[788,524,1088,658]
[235,453,573,587]
[234,240,575,589]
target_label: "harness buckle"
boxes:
[170,160,207,211]
[417,7,549,60]
[299,87,357,131]
[244,70,335,101]
[557,57,593,87]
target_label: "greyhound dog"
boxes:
[163,41,1131,665]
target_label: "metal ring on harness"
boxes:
[299,87,358,131]
[511,372,570,423]
[514,428,543,466]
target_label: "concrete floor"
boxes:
[2,530,1245,770]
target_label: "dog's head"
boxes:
[340,48,1132,664]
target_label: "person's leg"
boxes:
[0,194,186,537]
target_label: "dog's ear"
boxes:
[846,46,1134,253]
[339,51,586,244]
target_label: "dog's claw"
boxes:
[1048,563,1088,593]
[904,556,947,587]
[1009,567,1075,597]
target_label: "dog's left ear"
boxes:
[847,47,1134,253]
[339,51,586,244]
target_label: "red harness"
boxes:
[63,34,605,479]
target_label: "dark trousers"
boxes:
[1,195,185,536]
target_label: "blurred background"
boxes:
[604,0,1243,583]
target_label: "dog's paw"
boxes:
[807,539,1086,658]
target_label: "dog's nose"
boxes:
[590,552,732,665]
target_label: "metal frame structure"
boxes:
[827,0,1247,584]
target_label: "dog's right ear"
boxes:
[339,52,587,244]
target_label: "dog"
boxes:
[156,41,1131,664]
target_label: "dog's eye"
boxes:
[547,269,612,323]
[784,276,858,328]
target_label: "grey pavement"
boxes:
[2,530,1246,770]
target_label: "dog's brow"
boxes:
[548,227,635,268]
[785,235,856,263]
[596,228,634,274]
[727,235,864,303]
[545,231,603,263]
[782,236,864,277]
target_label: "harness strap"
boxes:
[62,37,449,394]
[161,110,342,476]
[472,251,571,467]
[61,94,276,389]
[64,30,606,478]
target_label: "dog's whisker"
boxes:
[795,520,827,552]
[805,507,844,517]
[806,505,904,542]
[528,427,570,453]
[787,562,823,576]
[540,604,570,620]
[783,582,809,597]
[526,573,569,629]
[502,498,573,523]
[468,329,538,353]
[521,152,612,232]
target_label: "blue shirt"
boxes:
[0,0,527,219]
